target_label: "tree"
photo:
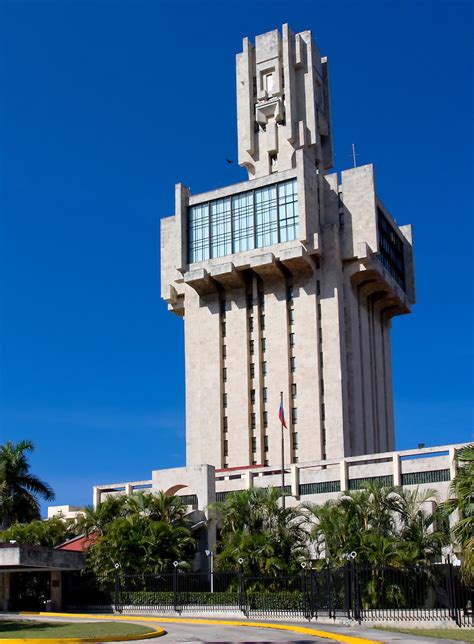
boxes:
[444,444,474,582]
[213,487,309,574]
[394,487,449,566]
[0,440,55,529]
[0,517,80,547]
[305,483,448,568]
[305,484,399,566]
[82,491,197,577]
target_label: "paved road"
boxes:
[4,613,465,644]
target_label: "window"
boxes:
[250,363,255,379]
[221,321,226,337]
[249,340,254,355]
[265,72,274,93]
[288,308,295,324]
[260,314,265,330]
[261,338,266,353]
[319,351,324,367]
[292,432,299,449]
[291,383,297,399]
[262,361,267,376]
[258,290,265,308]
[377,206,406,291]
[262,387,268,403]
[278,180,299,242]
[187,179,298,263]
[222,344,227,359]
[263,411,268,428]
[248,316,254,332]
[290,357,296,372]
[291,407,298,424]
[319,328,323,344]
[233,191,255,253]
[223,416,228,432]
[210,198,232,258]
[187,203,209,263]
[251,413,256,429]
[264,459,269,467]
[317,303,322,318]
[320,379,324,395]
[251,437,257,453]
[255,185,278,248]
[222,367,227,382]
[316,280,321,296]
[264,435,269,451]
[289,333,295,347]
[223,393,227,408]
[246,293,253,309]
[223,440,228,457]
[321,403,325,421]
[250,389,256,405]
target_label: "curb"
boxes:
[0,613,166,643]
[15,612,382,644]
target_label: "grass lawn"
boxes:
[373,626,474,641]
[0,619,155,639]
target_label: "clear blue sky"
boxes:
[0,0,472,512]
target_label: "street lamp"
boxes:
[205,549,214,593]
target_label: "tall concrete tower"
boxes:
[161,25,415,471]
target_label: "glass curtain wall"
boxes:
[188,179,298,263]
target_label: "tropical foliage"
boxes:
[443,444,474,582]
[0,440,55,529]
[80,492,196,577]
[0,516,80,547]
[305,484,449,568]
[212,487,309,574]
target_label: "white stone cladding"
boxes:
[160,24,415,470]
[162,164,415,469]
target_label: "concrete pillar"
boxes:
[449,446,457,481]
[392,452,401,486]
[93,486,100,509]
[340,459,348,492]
[291,464,300,498]
[50,571,62,611]
[244,471,254,489]
[125,484,133,496]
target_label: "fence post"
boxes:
[238,561,246,616]
[351,561,361,622]
[301,568,309,620]
[344,563,351,619]
[446,557,461,626]
[326,564,332,619]
[113,565,121,614]
[173,562,179,613]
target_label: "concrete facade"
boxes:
[65,25,466,567]
[94,443,463,514]
[161,24,415,470]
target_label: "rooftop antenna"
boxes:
[351,143,359,168]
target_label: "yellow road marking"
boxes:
[3,614,165,643]
[18,611,381,644]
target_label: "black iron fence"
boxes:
[63,563,473,627]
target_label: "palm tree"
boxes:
[213,487,309,574]
[443,444,474,582]
[0,440,54,529]
[394,487,448,565]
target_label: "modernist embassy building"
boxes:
[51,25,465,562]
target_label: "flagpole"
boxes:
[280,390,285,509]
